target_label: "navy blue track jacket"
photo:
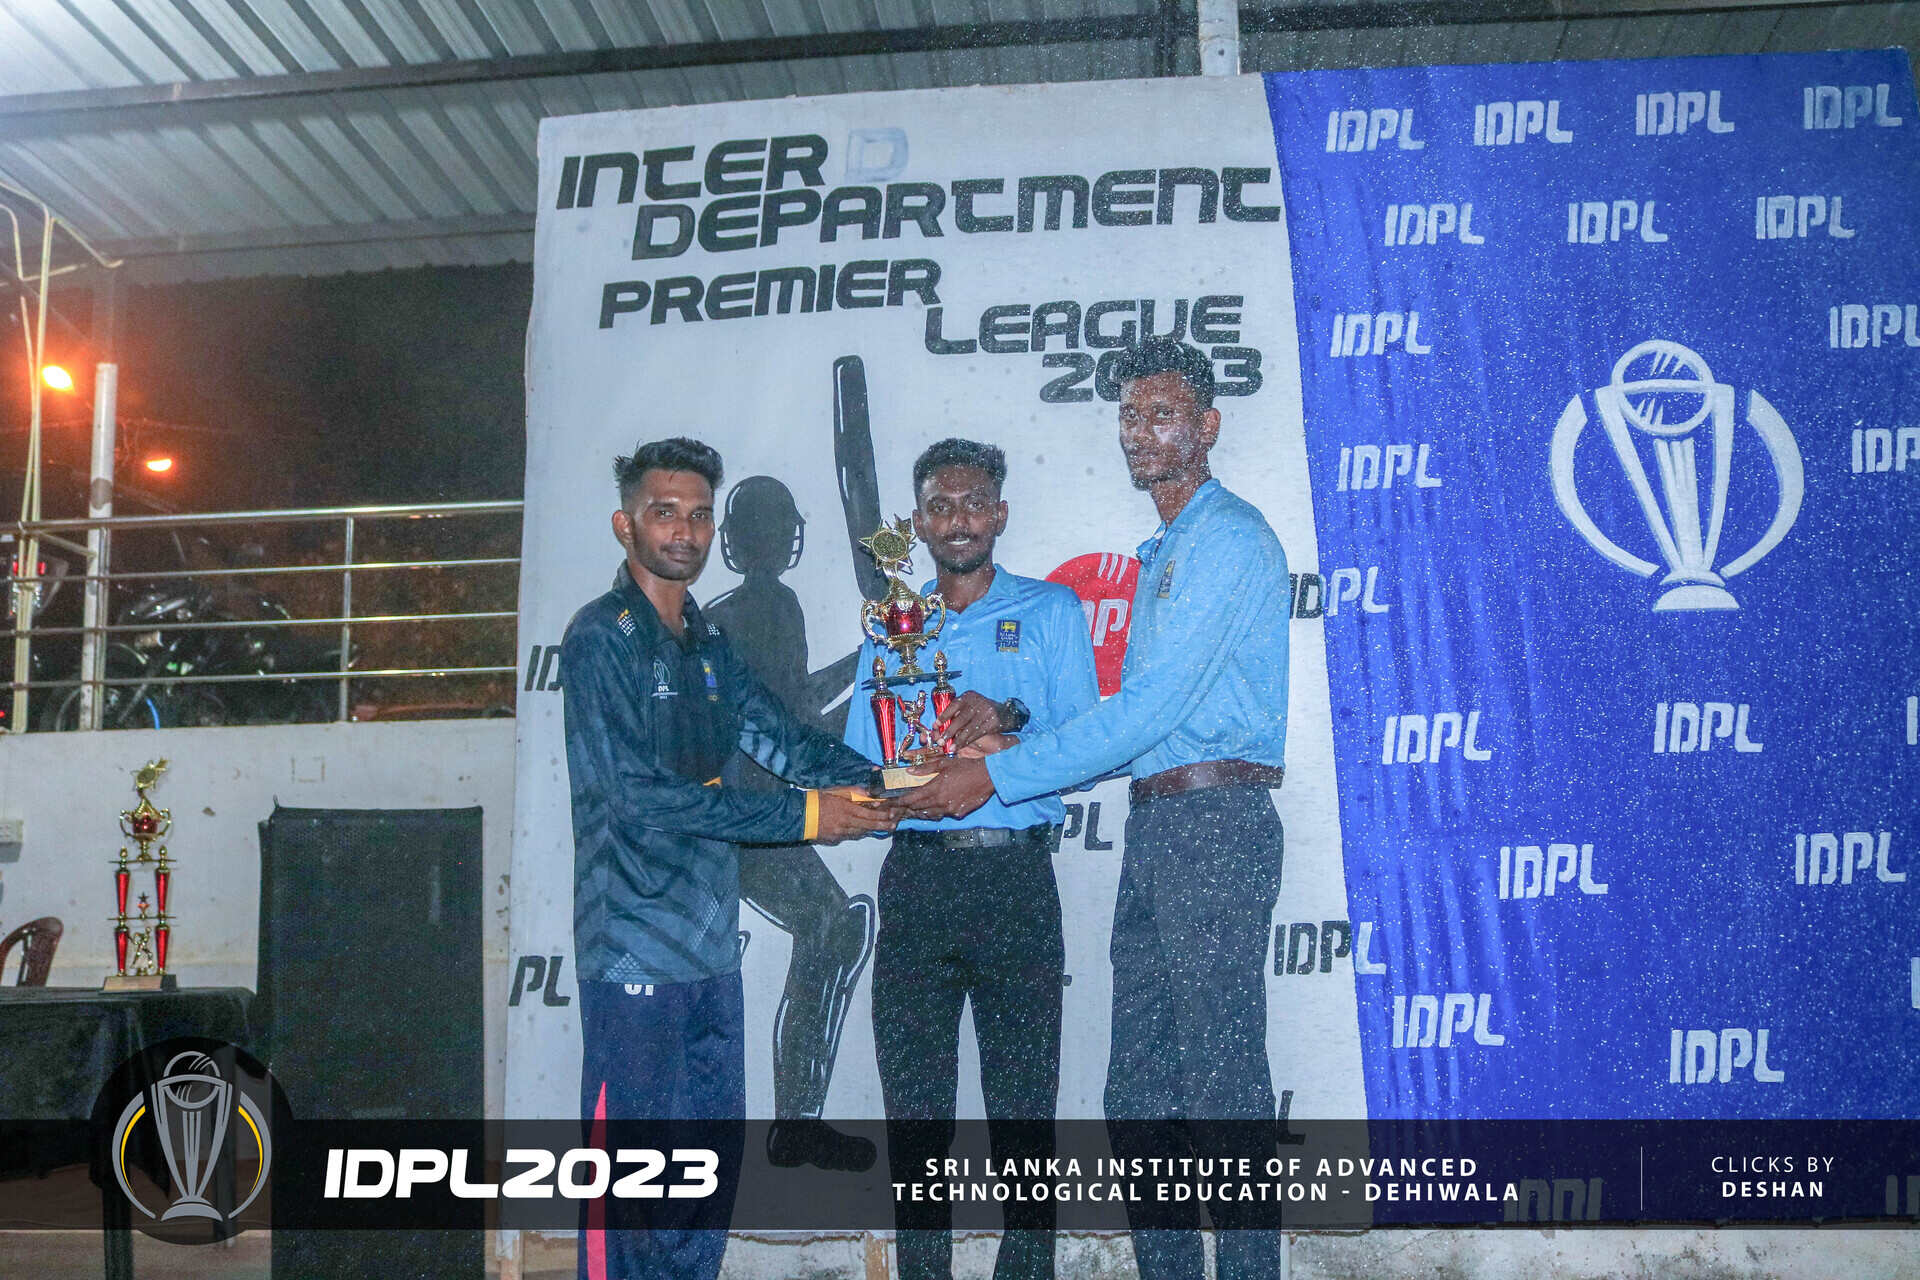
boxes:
[562,564,874,984]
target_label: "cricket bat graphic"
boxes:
[833,355,888,603]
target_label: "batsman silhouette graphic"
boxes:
[703,356,889,1173]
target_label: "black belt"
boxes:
[895,823,1058,850]
[1130,759,1285,805]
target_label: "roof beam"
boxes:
[0,15,1161,128]
[0,1,1873,135]
[95,212,534,260]
[1241,0,1863,32]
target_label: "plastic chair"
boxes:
[0,916,63,986]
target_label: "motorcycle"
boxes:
[42,542,347,731]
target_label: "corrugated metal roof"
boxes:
[0,1,1911,283]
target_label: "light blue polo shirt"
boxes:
[844,565,1098,832]
[985,479,1290,805]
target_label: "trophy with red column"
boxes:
[104,759,178,992]
[859,519,962,793]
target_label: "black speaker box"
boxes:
[257,804,484,1277]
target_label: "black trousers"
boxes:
[873,825,1064,1280]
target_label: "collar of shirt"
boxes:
[918,563,1010,619]
[1135,477,1222,565]
[611,561,710,648]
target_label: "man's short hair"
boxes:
[1114,338,1215,410]
[614,437,723,507]
[912,438,1008,497]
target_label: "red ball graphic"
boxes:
[1046,552,1140,697]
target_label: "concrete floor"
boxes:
[7,1225,1920,1278]
[0,1230,270,1278]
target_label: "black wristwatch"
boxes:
[998,697,1031,733]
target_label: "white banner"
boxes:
[509,74,1360,1125]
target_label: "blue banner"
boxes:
[1267,51,1920,1120]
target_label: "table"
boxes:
[0,986,255,1279]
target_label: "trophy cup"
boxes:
[105,759,179,992]
[859,519,962,793]
[1549,338,1803,612]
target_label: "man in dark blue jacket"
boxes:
[562,437,902,1280]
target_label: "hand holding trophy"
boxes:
[858,519,963,794]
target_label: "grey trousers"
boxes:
[1105,784,1284,1280]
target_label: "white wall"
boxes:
[0,718,514,1116]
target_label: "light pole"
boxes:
[9,214,55,732]
[3,178,121,731]
[81,355,118,731]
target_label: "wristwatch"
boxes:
[998,697,1031,733]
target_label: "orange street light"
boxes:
[144,456,174,474]
[40,365,74,391]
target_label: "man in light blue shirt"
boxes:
[845,438,1097,1280]
[907,341,1290,1280]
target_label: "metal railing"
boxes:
[5,500,522,731]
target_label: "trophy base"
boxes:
[103,973,178,992]
[867,762,941,796]
[1654,583,1738,612]
[860,666,963,691]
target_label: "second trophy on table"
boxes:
[858,518,963,794]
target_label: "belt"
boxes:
[1129,759,1285,805]
[895,823,1058,850]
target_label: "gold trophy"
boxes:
[105,759,178,992]
[859,519,961,793]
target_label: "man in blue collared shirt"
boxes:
[845,438,1098,1280]
[907,341,1289,1280]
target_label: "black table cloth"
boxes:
[0,986,254,1121]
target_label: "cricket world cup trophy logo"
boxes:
[1550,340,1803,610]
[104,1042,274,1235]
